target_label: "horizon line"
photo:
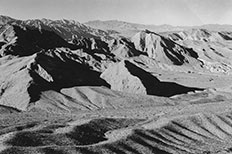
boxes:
[1,14,232,27]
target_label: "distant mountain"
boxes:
[197,24,232,32]
[85,20,140,32]
[85,20,182,37]
[167,28,232,73]
[0,15,14,24]
[168,28,232,42]
[85,20,232,38]
[0,24,74,56]
[0,15,111,41]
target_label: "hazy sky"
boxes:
[0,0,232,26]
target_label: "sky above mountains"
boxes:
[0,0,232,26]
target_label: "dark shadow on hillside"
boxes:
[125,61,203,97]
[73,37,116,61]
[28,50,110,102]
[4,118,141,150]
[2,25,81,56]
[67,118,142,145]
[161,36,199,65]
[0,25,112,103]
[218,32,232,40]
[141,30,199,66]
[0,147,29,154]
[0,42,6,48]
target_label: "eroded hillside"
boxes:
[1,16,232,154]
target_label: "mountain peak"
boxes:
[0,15,16,25]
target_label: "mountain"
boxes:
[0,24,74,56]
[0,15,111,41]
[108,37,142,59]
[0,15,207,112]
[1,15,232,111]
[167,29,232,73]
[0,15,15,25]
[131,30,200,66]
[0,48,111,111]
[85,20,181,37]
[167,28,231,42]
[85,20,140,32]
[2,15,232,154]
[86,20,232,38]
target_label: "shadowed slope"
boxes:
[167,29,232,74]
[30,49,110,89]
[0,24,78,56]
[131,30,200,66]
[108,37,143,59]
[125,61,203,97]
[101,60,202,97]
[0,49,110,111]
[0,15,111,40]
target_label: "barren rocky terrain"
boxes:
[1,15,232,154]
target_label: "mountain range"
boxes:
[1,15,232,111]
[85,20,232,37]
[1,15,232,154]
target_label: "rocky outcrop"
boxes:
[131,30,199,66]
[108,37,141,59]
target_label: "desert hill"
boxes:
[167,29,232,74]
[131,30,200,66]
[101,60,202,96]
